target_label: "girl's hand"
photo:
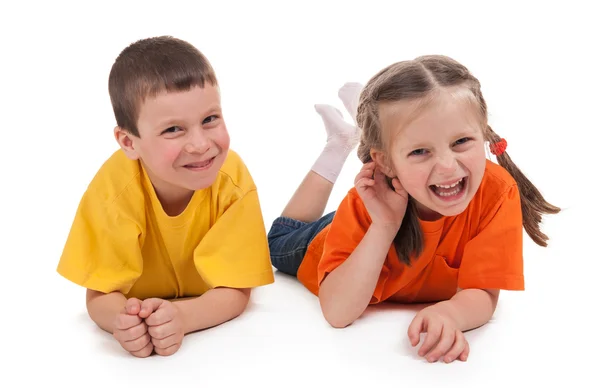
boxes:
[354,161,408,231]
[407,304,470,363]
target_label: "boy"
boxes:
[57,36,275,358]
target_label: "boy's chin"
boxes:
[186,178,217,191]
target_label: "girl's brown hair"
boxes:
[356,55,560,265]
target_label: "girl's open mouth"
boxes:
[429,177,467,201]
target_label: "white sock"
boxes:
[311,104,360,183]
[338,82,364,125]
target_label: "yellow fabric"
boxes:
[57,149,274,300]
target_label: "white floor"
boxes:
[2,1,598,387]
[21,229,600,387]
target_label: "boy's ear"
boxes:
[114,126,140,160]
[370,149,395,177]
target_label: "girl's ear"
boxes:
[370,149,395,177]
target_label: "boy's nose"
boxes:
[185,130,210,154]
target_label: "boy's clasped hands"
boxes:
[113,298,185,357]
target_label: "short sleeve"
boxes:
[56,190,144,294]
[317,189,372,286]
[457,184,524,290]
[193,189,274,288]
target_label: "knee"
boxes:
[267,218,291,245]
[267,225,284,263]
[267,236,300,276]
[267,225,282,250]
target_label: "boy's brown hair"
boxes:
[356,55,560,265]
[108,36,218,137]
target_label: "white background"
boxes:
[1,0,598,386]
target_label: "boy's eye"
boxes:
[202,115,218,124]
[162,126,182,134]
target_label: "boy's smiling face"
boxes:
[115,84,230,205]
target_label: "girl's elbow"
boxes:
[319,299,353,329]
[326,315,352,329]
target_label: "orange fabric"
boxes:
[297,160,524,304]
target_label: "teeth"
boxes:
[188,159,211,168]
[435,178,463,189]
[438,188,461,196]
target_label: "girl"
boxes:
[267,55,560,363]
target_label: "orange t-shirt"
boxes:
[297,160,524,304]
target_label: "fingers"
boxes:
[425,326,456,363]
[139,298,164,319]
[147,320,176,340]
[458,339,470,362]
[151,331,180,350]
[441,330,468,363]
[355,162,401,194]
[354,162,393,194]
[114,311,142,331]
[114,320,147,342]
[147,317,184,357]
[123,332,151,353]
[130,341,154,358]
[355,177,376,192]
[360,161,375,172]
[114,297,182,358]
[146,309,173,327]
[354,162,376,186]
[372,167,387,181]
[374,170,402,196]
[154,342,181,357]
[417,321,442,357]
[407,315,424,347]
[114,322,153,356]
[125,298,142,315]
[408,307,470,363]
[145,305,174,327]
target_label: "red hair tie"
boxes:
[490,138,507,156]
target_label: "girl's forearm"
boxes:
[318,224,397,328]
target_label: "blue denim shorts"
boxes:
[267,211,336,277]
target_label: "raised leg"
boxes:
[281,103,360,222]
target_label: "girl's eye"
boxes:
[454,137,471,146]
[409,148,427,156]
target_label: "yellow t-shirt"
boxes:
[57,149,274,300]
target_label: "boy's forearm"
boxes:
[86,290,128,333]
[173,287,251,335]
[435,288,500,332]
[318,224,397,328]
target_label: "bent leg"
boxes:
[268,212,335,276]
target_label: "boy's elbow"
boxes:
[236,288,251,314]
[222,287,251,318]
[85,289,106,314]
